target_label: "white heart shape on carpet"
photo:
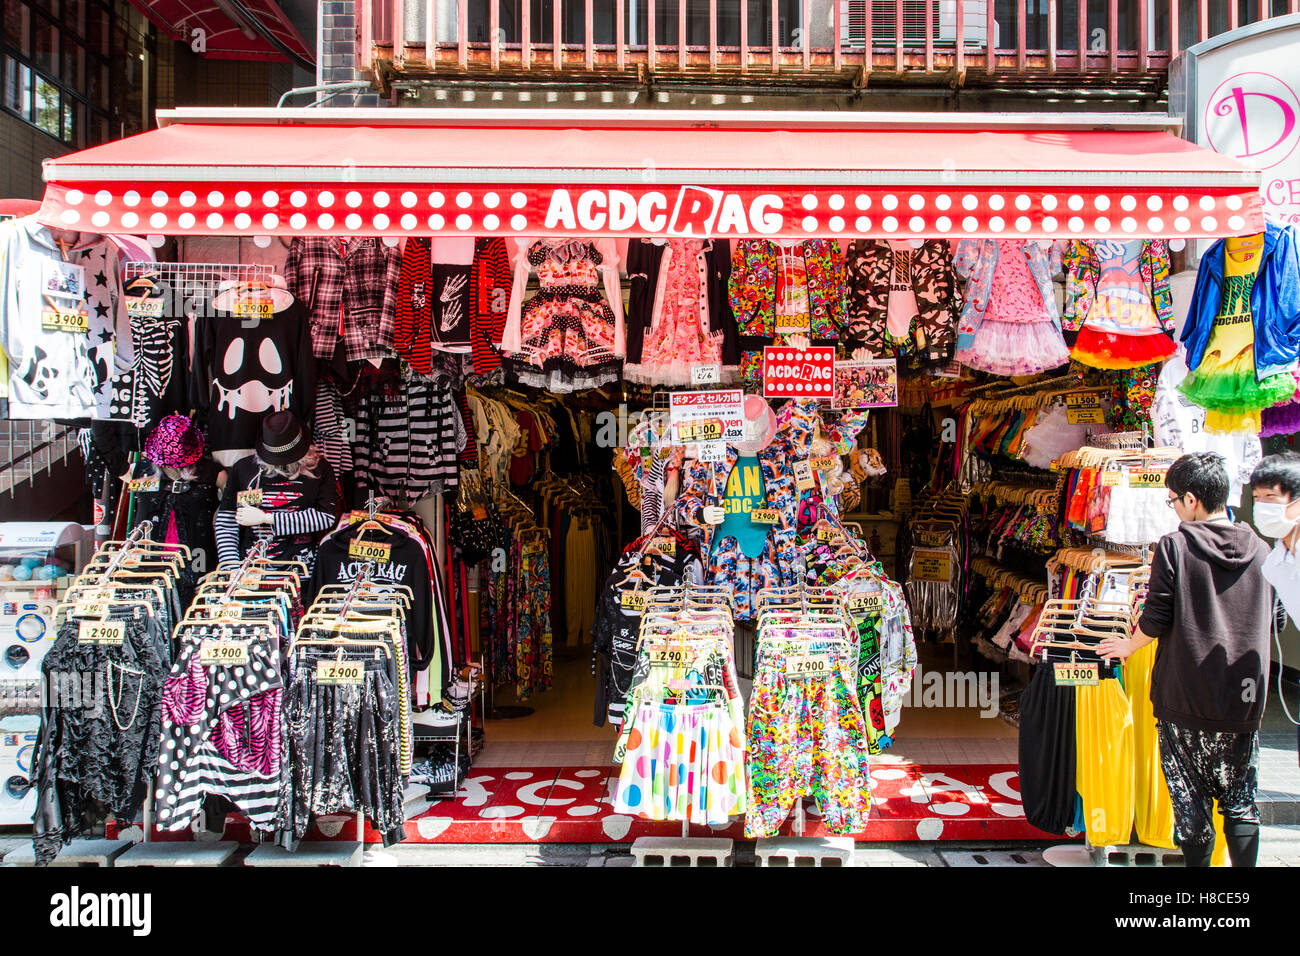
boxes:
[315,818,346,838]
[416,817,454,839]
[522,817,555,840]
[601,815,632,841]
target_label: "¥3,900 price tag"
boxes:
[786,654,830,678]
[348,539,392,564]
[316,660,364,685]
[200,639,250,666]
[1053,662,1099,686]
[78,619,125,645]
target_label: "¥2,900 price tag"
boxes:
[1053,662,1099,686]
[200,639,250,666]
[786,654,830,678]
[620,592,646,612]
[649,647,693,667]
[348,539,392,563]
[750,508,781,525]
[316,660,364,685]
[78,619,125,645]
[849,593,884,615]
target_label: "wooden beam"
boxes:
[615,0,624,71]
[585,0,594,70]
[554,0,563,70]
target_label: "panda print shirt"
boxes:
[191,297,316,461]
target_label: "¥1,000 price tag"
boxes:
[1053,662,1099,686]
[786,654,830,678]
[236,489,262,507]
[348,539,392,564]
[200,639,250,666]
[78,619,125,645]
[316,660,364,685]
[750,508,781,525]
[620,592,646,612]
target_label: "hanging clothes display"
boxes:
[844,238,961,370]
[120,273,189,433]
[1064,239,1176,369]
[352,370,464,502]
[283,236,402,363]
[1179,229,1300,434]
[190,279,316,463]
[1,218,131,420]
[499,238,625,392]
[953,239,1070,376]
[482,493,554,701]
[623,237,740,385]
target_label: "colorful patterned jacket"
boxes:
[1061,239,1174,333]
[844,239,962,367]
[953,240,1063,353]
[728,239,848,339]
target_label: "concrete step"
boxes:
[754,836,854,867]
[115,842,239,867]
[244,842,363,867]
[631,836,734,867]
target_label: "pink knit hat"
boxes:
[144,414,204,469]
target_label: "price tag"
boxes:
[807,456,839,472]
[912,550,952,582]
[1129,468,1168,489]
[1099,471,1122,487]
[697,441,725,464]
[71,603,108,619]
[751,508,781,525]
[678,419,724,443]
[126,296,164,319]
[1053,662,1099,686]
[316,660,364,685]
[233,298,274,319]
[620,592,646,612]
[849,593,884,615]
[78,619,125,645]
[786,654,830,678]
[816,527,843,544]
[348,539,392,564]
[471,506,488,520]
[127,476,160,494]
[1049,459,1061,472]
[651,537,676,556]
[794,460,815,492]
[80,588,114,604]
[916,530,945,548]
[524,542,544,556]
[1065,392,1106,425]
[690,363,721,386]
[200,639,250,666]
[649,647,693,667]
[41,305,89,333]
[236,489,262,508]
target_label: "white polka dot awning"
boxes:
[36,108,1266,240]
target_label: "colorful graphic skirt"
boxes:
[1180,345,1296,435]
[613,700,747,824]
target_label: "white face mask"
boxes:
[1253,501,1298,540]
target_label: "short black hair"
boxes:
[1250,452,1300,500]
[1166,451,1229,513]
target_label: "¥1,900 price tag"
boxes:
[200,639,250,666]
[78,619,125,645]
[786,654,830,678]
[316,660,364,685]
[620,592,646,612]
[649,647,692,667]
[236,489,262,507]
[348,539,392,563]
[1053,662,1099,686]
[651,537,676,556]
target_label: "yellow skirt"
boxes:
[1076,678,1135,847]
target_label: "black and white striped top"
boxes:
[354,375,464,502]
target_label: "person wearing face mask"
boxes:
[1249,452,1300,621]
[1097,452,1273,867]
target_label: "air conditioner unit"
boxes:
[838,1,990,50]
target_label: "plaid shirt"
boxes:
[284,237,402,362]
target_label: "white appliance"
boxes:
[0,716,38,825]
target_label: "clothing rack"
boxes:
[1086,423,1150,451]
[122,261,278,298]
[95,520,154,584]
[220,539,268,603]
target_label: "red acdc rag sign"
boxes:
[762,347,834,400]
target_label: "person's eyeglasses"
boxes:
[1166,495,1184,509]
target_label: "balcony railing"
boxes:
[359,1,1300,86]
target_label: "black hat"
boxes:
[257,411,311,466]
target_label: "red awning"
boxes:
[37,108,1264,241]
[125,0,313,64]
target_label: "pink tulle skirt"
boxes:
[956,319,1071,377]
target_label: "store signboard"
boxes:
[1170,14,1300,248]
[668,389,745,445]
[762,347,835,400]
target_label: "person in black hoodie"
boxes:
[1098,452,1273,867]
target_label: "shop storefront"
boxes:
[2,105,1288,862]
